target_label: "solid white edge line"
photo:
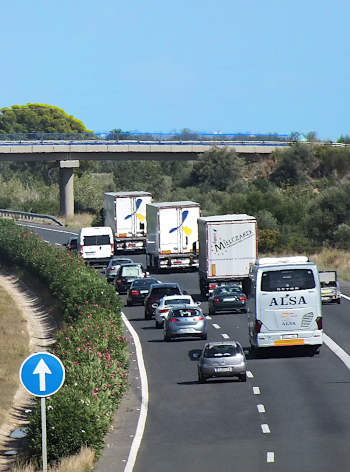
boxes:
[323,333,350,370]
[121,312,149,472]
[341,293,350,301]
[18,222,78,235]
[267,452,275,463]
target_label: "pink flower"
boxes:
[84,301,89,305]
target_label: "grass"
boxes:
[0,286,29,427]
[58,212,95,230]
[310,248,350,283]
[12,447,95,472]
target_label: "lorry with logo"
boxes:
[145,201,200,271]
[104,191,152,252]
[78,226,114,270]
[247,256,323,354]
[319,270,341,304]
[198,214,257,297]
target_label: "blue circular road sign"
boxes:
[20,352,65,397]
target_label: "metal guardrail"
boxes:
[0,209,64,226]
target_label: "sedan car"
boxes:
[197,341,247,383]
[208,284,247,315]
[126,278,160,306]
[106,257,134,283]
[154,294,198,328]
[163,304,207,341]
[114,263,148,294]
[144,283,182,320]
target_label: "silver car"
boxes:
[163,305,207,342]
[197,341,247,383]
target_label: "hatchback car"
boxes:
[163,305,207,341]
[208,284,247,315]
[197,341,247,383]
[154,294,198,328]
[144,283,182,320]
[106,257,134,283]
[126,278,160,306]
[114,263,147,294]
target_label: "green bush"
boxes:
[0,220,128,464]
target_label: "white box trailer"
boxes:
[104,191,152,252]
[146,201,201,271]
[198,214,257,297]
[319,270,341,304]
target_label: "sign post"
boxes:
[20,352,65,472]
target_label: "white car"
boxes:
[154,294,200,328]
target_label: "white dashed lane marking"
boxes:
[247,371,253,378]
[212,324,220,329]
[261,424,271,434]
[253,387,261,395]
[267,452,275,463]
[257,404,266,413]
[221,333,230,339]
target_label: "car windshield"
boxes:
[204,345,240,358]
[261,269,315,291]
[216,286,241,295]
[151,287,181,297]
[83,235,111,245]
[171,308,200,317]
[121,266,143,277]
[165,298,191,305]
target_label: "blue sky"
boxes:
[2,0,350,140]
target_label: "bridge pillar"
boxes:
[59,160,79,218]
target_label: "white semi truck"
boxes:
[104,191,152,252]
[198,214,257,297]
[146,201,201,271]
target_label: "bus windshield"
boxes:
[261,269,315,292]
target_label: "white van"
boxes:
[79,226,114,268]
[247,256,323,353]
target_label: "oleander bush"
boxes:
[0,220,128,465]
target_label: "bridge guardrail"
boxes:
[0,209,64,226]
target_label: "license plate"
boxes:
[283,334,297,339]
[223,297,237,302]
[215,367,233,373]
[140,290,148,294]
[274,339,305,346]
[179,328,193,333]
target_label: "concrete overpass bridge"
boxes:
[0,135,341,218]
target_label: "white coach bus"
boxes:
[247,256,323,354]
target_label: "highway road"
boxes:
[18,223,350,472]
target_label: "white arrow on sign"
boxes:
[33,359,52,391]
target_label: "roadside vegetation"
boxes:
[0,220,128,470]
[0,287,29,426]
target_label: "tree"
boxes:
[189,147,244,191]
[0,103,90,135]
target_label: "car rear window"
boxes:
[121,266,143,277]
[171,308,200,317]
[165,298,191,306]
[84,235,111,246]
[151,287,181,297]
[132,278,158,287]
[261,269,315,292]
[204,345,240,358]
[216,287,241,295]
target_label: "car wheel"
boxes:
[337,298,341,304]
[239,373,247,382]
[198,371,206,383]
[208,307,215,316]
[164,334,171,342]
[145,311,152,320]
[241,308,248,313]
[126,300,131,307]
[155,320,161,329]
[201,334,207,340]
